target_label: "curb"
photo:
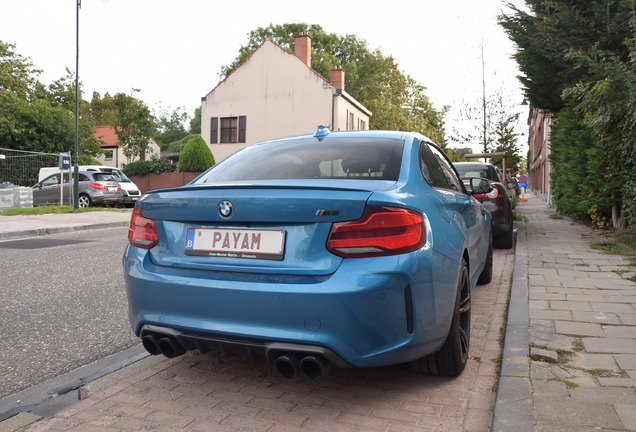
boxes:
[0,221,129,241]
[491,223,533,431]
[0,345,165,432]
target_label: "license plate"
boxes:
[185,228,285,260]
[108,187,116,191]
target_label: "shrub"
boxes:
[123,156,175,177]
[177,135,215,172]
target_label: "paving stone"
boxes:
[561,278,599,289]
[598,377,636,387]
[568,353,619,371]
[529,300,549,310]
[615,354,636,369]
[619,313,636,325]
[530,348,559,363]
[614,403,636,431]
[570,386,636,404]
[549,301,592,311]
[590,302,636,313]
[602,325,636,339]
[554,320,604,337]
[530,292,567,301]
[566,294,607,303]
[571,310,622,325]
[583,337,636,354]
[534,399,623,429]
[531,309,573,321]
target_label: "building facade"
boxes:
[93,126,161,169]
[527,107,553,202]
[201,34,371,162]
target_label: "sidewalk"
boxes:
[0,210,131,240]
[495,192,636,431]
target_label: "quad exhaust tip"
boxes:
[142,332,332,379]
[274,353,331,380]
[142,334,185,359]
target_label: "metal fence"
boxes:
[0,148,66,188]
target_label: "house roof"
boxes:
[92,126,160,148]
[93,126,119,148]
[202,39,371,116]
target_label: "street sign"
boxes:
[518,175,527,184]
[519,183,528,188]
[60,156,71,170]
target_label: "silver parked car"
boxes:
[33,171,123,208]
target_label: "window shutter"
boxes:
[238,116,247,143]
[210,117,218,144]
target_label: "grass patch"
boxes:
[572,338,584,352]
[585,368,612,377]
[514,213,527,222]
[548,377,579,389]
[590,229,636,257]
[549,212,564,219]
[590,229,636,279]
[0,205,127,216]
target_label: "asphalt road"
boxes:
[0,227,139,399]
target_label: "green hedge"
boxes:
[123,157,176,177]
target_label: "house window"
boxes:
[358,119,366,130]
[220,117,238,143]
[104,150,113,160]
[218,116,247,144]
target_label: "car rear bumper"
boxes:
[91,191,123,205]
[123,245,457,368]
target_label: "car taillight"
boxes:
[327,206,425,258]
[128,206,158,249]
[473,185,503,199]
[90,183,106,190]
[117,184,121,190]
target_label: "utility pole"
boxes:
[73,0,81,210]
[481,42,488,158]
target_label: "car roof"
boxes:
[256,129,417,146]
[453,162,495,168]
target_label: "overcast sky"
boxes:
[1,0,528,153]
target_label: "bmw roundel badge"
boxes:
[218,200,233,218]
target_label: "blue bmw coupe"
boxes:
[124,128,493,379]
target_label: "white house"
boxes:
[92,126,161,169]
[201,34,372,162]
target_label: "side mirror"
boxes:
[506,182,516,189]
[470,177,492,195]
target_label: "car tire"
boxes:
[412,259,470,377]
[78,194,92,208]
[494,221,514,249]
[477,235,493,285]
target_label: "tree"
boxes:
[0,40,42,100]
[499,0,636,227]
[221,24,447,143]
[154,105,189,147]
[84,91,116,126]
[177,135,215,172]
[113,92,156,163]
[450,89,522,174]
[0,40,101,159]
[189,106,201,135]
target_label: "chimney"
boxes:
[330,66,345,91]
[294,33,312,67]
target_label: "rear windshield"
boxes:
[92,172,117,182]
[454,165,489,179]
[197,137,404,183]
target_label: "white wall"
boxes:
[201,41,338,162]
